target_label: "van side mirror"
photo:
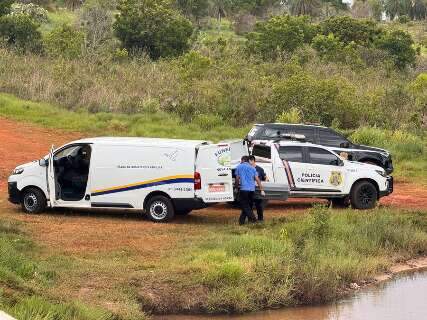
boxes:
[340,141,350,148]
[39,159,48,167]
[338,159,344,166]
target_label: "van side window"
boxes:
[309,147,340,166]
[289,127,315,142]
[318,129,348,147]
[252,145,271,159]
[278,146,304,162]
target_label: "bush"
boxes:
[320,16,380,45]
[114,0,194,59]
[0,14,42,53]
[276,107,301,123]
[0,0,13,16]
[44,24,84,59]
[350,127,424,160]
[246,15,318,58]
[260,72,360,128]
[374,30,416,69]
[9,3,48,23]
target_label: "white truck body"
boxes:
[248,140,393,207]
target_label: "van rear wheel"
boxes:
[146,196,175,222]
[350,181,378,209]
[21,187,46,214]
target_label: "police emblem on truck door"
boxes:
[329,171,343,187]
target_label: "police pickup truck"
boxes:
[250,139,393,209]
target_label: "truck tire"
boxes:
[21,187,46,214]
[330,197,350,208]
[146,195,175,222]
[350,181,378,209]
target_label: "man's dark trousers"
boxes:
[254,198,264,221]
[239,190,257,225]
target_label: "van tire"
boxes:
[146,196,175,222]
[350,181,378,209]
[21,187,46,214]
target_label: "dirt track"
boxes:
[0,117,426,255]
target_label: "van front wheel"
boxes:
[21,187,46,214]
[146,196,175,222]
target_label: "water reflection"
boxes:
[156,270,427,320]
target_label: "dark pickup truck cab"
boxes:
[247,123,393,174]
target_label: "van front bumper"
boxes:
[379,176,393,198]
[8,182,21,204]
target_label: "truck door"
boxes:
[195,144,234,203]
[47,145,56,206]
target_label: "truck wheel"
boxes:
[330,197,350,208]
[146,196,175,222]
[175,209,192,215]
[21,187,46,214]
[350,181,378,209]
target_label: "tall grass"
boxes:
[0,218,123,320]
[140,207,427,313]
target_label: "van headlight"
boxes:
[375,169,386,177]
[12,168,24,175]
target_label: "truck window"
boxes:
[318,129,348,147]
[252,145,271,159]
[264,126,315,143]
[308,147,340,165]
[278,146,304,162]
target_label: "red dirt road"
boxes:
[0,117,426,255]
[1,117,426,209]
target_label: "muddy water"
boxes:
[157,270,427,320]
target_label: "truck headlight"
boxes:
[12,168,24,175]
[375,169,386,177]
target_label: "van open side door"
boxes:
[195,143,234,203]
[47,145,56,207]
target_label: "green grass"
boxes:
[140,206,427,313]
[0,218,119,320]
[0,93,249,141]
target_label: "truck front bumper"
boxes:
[8,182,21,204]
[379,176,393,197]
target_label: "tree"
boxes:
[114,0,194,59]
[289,0,321,16]
[246,15,318,58]
[0,13,42,52]
[44,24,85,58]
[374,30,416,69]
[320,16,380,45]
[0,0,13,16]
[79,0,114,51]
[175,0,209,22]
[408,73,427,128]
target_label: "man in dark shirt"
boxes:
[249,155,267,221]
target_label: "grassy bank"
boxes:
[0,218,120,320]
[1,207,426,318]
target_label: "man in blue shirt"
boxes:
[235,155,264,225]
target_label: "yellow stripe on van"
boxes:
[92,174,194,194]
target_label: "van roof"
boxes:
[70,137,211,148]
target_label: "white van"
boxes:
[8,137,237,222]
